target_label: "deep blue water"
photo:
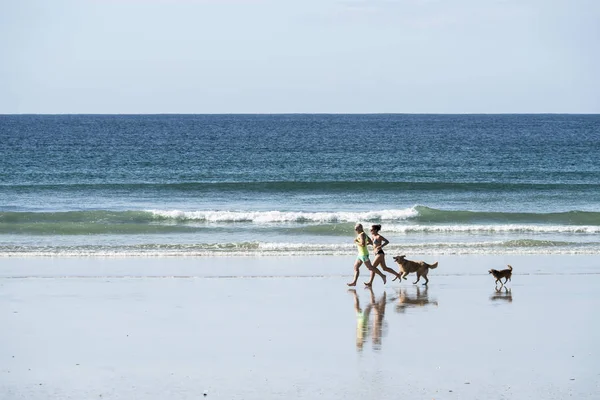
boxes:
[1,114,599,256]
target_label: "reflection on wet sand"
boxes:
[350,286,439,351]
[349,288,389,351]
[490,287,513,303]
[394,286,438,313]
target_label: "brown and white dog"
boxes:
[488,265,513,286]
[392,255,439,285]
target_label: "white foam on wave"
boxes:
[383,224,600,234]
[2,240,599,257]
[147,208,420,223]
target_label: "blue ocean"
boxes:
[1,114,599,256]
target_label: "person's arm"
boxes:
[357,233,365,246]
[356,232,369,246]
[380,235,389,248]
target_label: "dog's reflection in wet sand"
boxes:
[490,286,512,303]
[394,286,438,313]
[349,288,389,351]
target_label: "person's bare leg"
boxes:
[364,270,376,287]
[347,259,362,286]
[365,259,386,285]
[375,255,402,281]
[367,255,384,286]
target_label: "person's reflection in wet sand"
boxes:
[365,287,388,349]
[490,286,512,303]
[394,286,438,313]
[349,288,389,351]
[349,289,370,351]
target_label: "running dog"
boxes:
[392,255,439,285]
[488,265,513,286]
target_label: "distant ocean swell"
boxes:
[3,181,599,191]
[1,240,598,257]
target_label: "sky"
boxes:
[1,0,599,114]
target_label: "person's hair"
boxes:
[354,223,363,231]
[371,224,382,233]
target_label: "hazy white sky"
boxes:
[1,0,598,113]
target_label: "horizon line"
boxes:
[2,112,600,116]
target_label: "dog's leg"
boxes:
[413,274,421,285]
[422,270,429,286]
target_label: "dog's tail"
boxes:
[428,262,439,269]
[507,265,513,271]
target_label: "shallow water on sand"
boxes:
[1,256,599,399]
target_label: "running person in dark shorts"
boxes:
[365,224,402,285]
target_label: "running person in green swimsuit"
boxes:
[347,223,386,287]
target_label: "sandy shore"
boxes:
[1,255,599,399]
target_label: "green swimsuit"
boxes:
[356,232,369,262]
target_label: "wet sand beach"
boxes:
[1,255,599,399]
